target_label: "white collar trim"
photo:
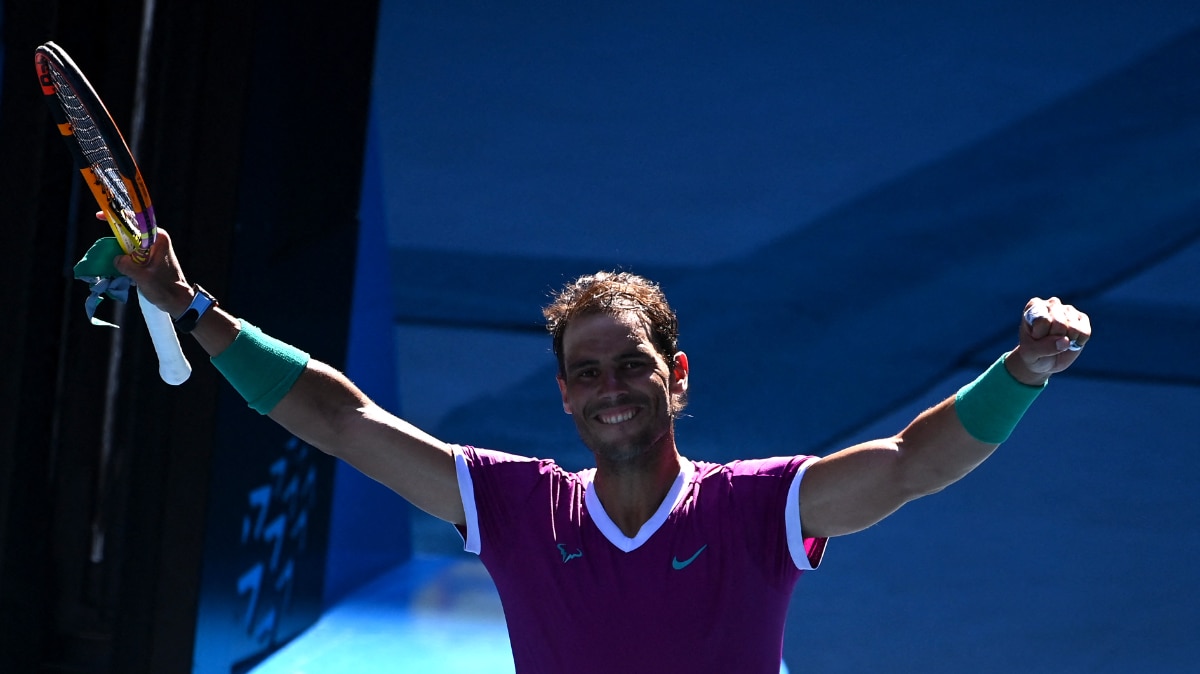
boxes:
[582,460,694,553]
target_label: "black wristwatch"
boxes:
[174,284,218,333]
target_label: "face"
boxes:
[556,311,688,466]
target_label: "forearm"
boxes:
[114,231,464,521]
[267,360,463,523]
[892,395,1000,497]
[168,290,391,455]
[263,359,426,459]
[267,359,368,452]
[803,352,1044,537]
[802,297,1088,539]
[186,305,240,357]
[896,351,1044,493]
[188,312,463,522]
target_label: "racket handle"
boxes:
[137,288,192,385]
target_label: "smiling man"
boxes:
[117,242,1090,673]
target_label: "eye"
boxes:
[621,359,650,371]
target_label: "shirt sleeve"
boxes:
[725,455,829,577]
[786,456,827,570]
[453,446,482,554]
[452,445,556,557]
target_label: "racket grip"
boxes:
[137,288,192,385]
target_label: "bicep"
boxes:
[799,438,913,539]
[269,361,466,525]
[799,396,999,538]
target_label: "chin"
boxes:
[574,410,671,462]
[584,429,667,466]
[591,443,650,464]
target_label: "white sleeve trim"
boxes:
[453,446,481,555]
[785,456,823,571]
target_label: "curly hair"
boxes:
[543,271,679,375]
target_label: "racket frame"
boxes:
[35,41,156,265]
[35,41,191,385]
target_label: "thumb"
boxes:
[114,229,172,279]
[1022,333,1075,361]
[112,245,157,285]
[112,250,140,279]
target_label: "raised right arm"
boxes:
[268,353,464,524]
[115,229,465,525]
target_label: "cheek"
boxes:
[557,378,572,414]
[651,369,672,391]
[560,380,599,415]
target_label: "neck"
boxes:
[592,441,684,538]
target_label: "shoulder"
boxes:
[457,445,584,488]
[693,455,820,483]
[458,445,540,467]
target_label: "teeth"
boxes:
[598,409,636,424]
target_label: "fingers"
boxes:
[1022,297,1090,353]
[110,228,192,315]
[1009,297,1091,384]
[112,228,178,286]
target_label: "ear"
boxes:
[557,374,573,414]
[670,352,689,394]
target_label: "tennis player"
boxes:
[117,231,1090,673]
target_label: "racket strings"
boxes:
[47,66,140,240]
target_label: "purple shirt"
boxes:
[455,446,827,673]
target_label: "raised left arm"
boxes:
[799,297,1090,538]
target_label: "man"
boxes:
[116,232,1090,673]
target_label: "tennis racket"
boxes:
[35,41,191,385]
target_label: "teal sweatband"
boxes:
[954,352,1045,444]
[212,320,310,415]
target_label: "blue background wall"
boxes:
[282,2,1200,672]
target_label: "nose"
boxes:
[596,367,626,400]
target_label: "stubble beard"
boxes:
[576,399,677,471]
[587,426,662,467]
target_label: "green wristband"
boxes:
[954,352,1045,444]
[212,320,310,415]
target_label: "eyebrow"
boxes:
[564,357,598,373]
[565,349,653,372]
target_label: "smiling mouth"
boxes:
[595,408,638,425]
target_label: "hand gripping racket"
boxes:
[35,41,191,385]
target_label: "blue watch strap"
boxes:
[173,284,217,333]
